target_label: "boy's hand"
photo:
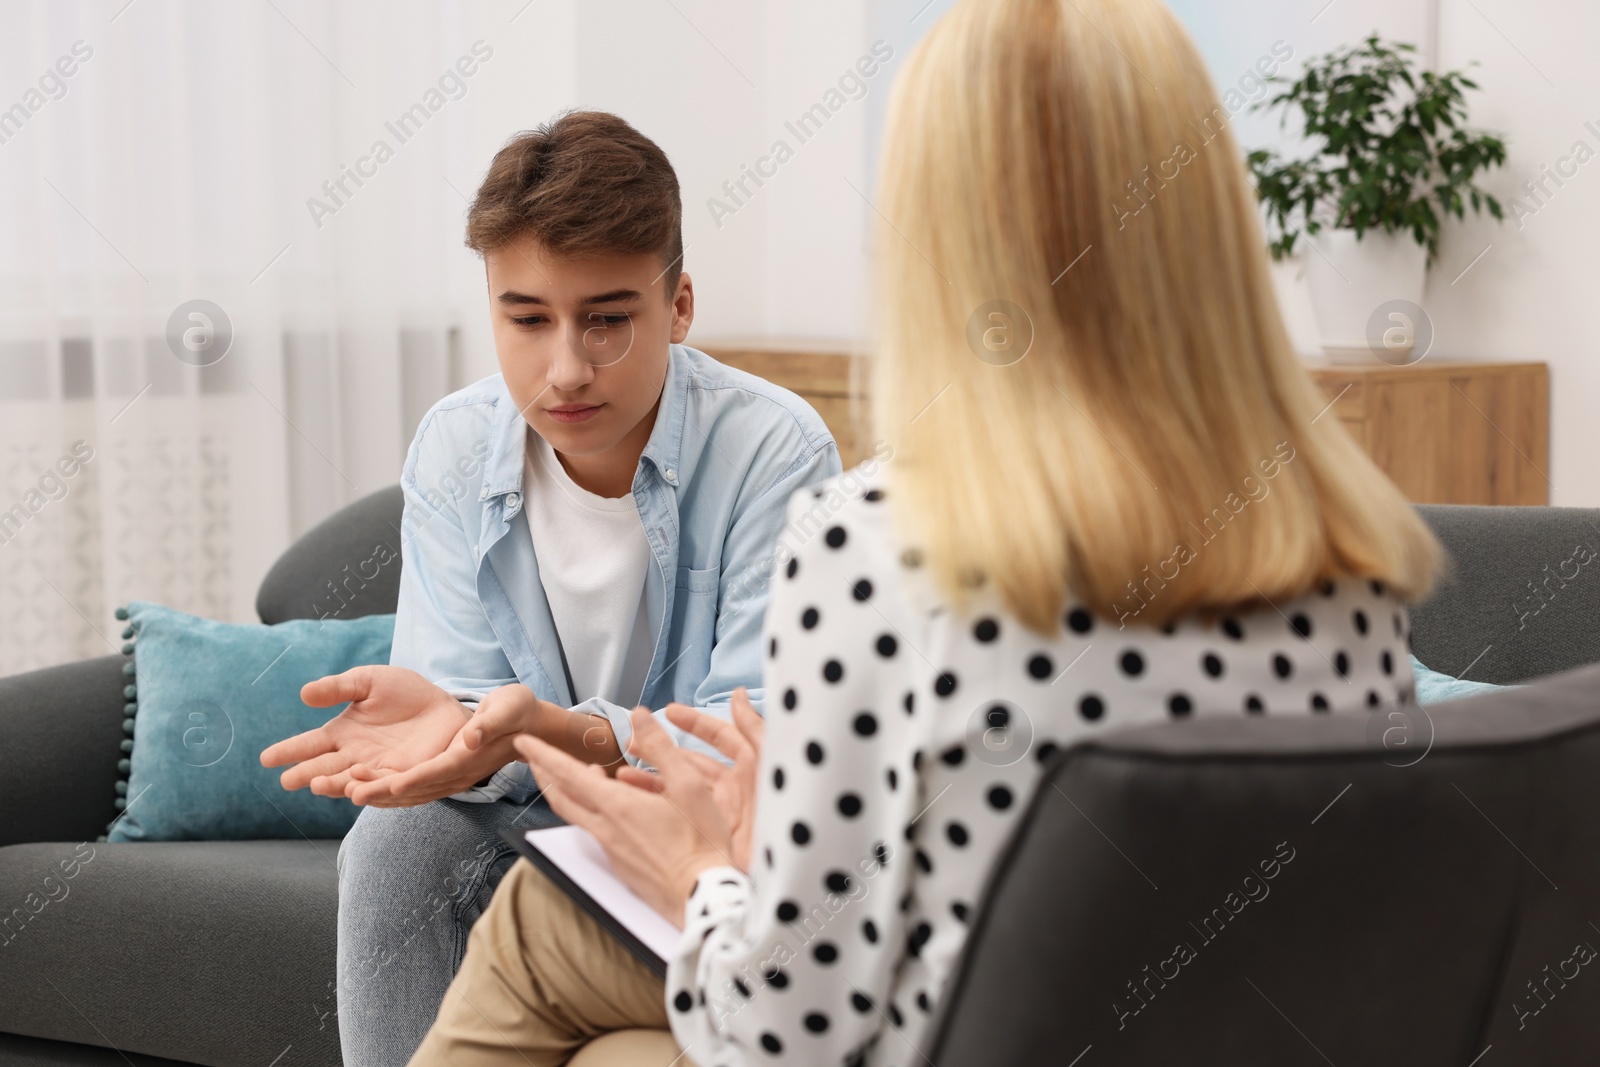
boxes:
[259,665,469,797]
[343,684,627,806]
[344,683,547,807]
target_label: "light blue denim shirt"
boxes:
[389,344,841,800]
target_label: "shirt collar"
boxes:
[479,343,691,501]
[639,342,690,485]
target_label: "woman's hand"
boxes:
[514,705,737,925]
[616,687,764,872]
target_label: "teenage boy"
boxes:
[261,111,840,1067]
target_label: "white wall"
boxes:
[447,0,883,365]
[1170,0,1597,504]
[450,0,580,384]
[1429,0,1600,506]
[447,0,1596,503]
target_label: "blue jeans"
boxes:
[335,789,562,1067]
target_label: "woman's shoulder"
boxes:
[777,458,896,554]
[773,457,941,613]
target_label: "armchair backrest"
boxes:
[930,664,1600,1066]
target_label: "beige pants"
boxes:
[409,858,687,1067]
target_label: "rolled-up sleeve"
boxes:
[392,413,527,802]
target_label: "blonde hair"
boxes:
[871,0,1440,633]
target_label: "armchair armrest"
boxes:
[0,654,127,846]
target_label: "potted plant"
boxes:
[1248,35,1507,363]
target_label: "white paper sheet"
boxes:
[522,825,683,965]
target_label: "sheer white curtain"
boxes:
[0,0,476,673]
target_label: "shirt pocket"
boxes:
[676,564,721,597]
[668,564,720,701]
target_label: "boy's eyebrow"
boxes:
[496,288,643,307]
[580,288,643,305]
[497,290,546,306]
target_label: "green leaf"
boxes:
[1240,32,1508,262]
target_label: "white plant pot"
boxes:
[1302,229,1429,365]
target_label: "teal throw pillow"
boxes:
[107,601,395,843]
[1410,654,1511,704]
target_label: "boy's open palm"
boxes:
[259,665,467,797]
[343,683,548,807]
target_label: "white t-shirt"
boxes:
[522,430,655,708]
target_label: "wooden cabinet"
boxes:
[702,343,1551,506]
[1305,361,1549,506]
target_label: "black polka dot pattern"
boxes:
[667,467,1417,1066]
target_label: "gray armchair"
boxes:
[1,493,1597,1067]
[934,657,1600,1066]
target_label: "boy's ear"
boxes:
[669,272,694,345]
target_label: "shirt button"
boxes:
[505,492,521,510]
[663,468,677,484]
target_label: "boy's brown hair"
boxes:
[466,111,684,296]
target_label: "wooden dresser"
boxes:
[702,343,1550,506]
[1305,361,1549,506]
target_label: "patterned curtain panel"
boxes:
[0,0,471,674]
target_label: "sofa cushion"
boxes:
[1413,504,1600,684]
[1411,653,1510,704]
[110,602,393,843]
[0,840,341,1067]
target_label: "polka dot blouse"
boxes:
[667,464,1416,1067]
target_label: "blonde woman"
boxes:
[408,0,1439,1063]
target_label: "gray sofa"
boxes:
[2,490,1597,1067]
